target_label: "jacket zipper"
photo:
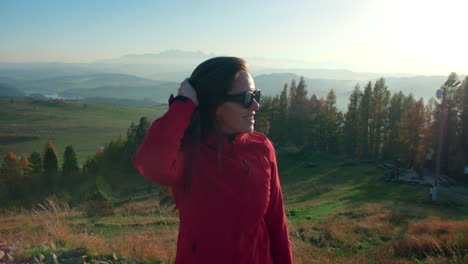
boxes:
[232,140,250,176]
[243,159,250,176]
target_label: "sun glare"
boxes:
[380,0,467,73]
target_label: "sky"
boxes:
[0,0,466,75]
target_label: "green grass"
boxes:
[1,148,467,263]
[279,149,468,223]
[0,98,166,164]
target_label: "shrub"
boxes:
[84,200,114,218]
[83,189,114,218]
[288,208,302,217]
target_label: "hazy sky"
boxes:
[1,0,466,75]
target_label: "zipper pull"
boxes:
[243,159,250,175]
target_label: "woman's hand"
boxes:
[178,78,199,106]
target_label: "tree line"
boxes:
[1,73,467,206]
[0,117,151,207]
[255,73,468,180]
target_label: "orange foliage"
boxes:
[43,140,57,154]
[20,155,31,171]
[4,152,18,162]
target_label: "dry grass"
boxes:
[31,198,72,244]
[408,217,468,235]
[1,199,466,264]
[3,198,178,262]
[66,227,177,262]
[392,217,468,261]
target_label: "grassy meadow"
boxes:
[1,148,467,263]
[0,98,166,164]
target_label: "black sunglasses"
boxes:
[223,90,261,108]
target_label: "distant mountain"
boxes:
[0,50,465,109]
[0,83,25,97]
[385,76,450,99]
[253,68,418,81]
[116,50,216,64]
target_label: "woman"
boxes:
[132,57,292,263]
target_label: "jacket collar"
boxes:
[201,130,248,151]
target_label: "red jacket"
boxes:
[132,96,293,264]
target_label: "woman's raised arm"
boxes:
[132,80,198,186]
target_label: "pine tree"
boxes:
[369,78,390,159]
[399,99,426,168]
[279,83,288,120]
[288,79,297,116]
[43,140,59,192]
[357,82,372,158]
[382,91,405,160]
[343,84,361,155]
[461,77,468,173]
[123,117,150,170]
[62,145,79,177]
[43,140,58,174]
[136,117,150,143]
[28,151,42,174]
[307,94,322,148]
[288,77,309,145]
[321,90,339,153]
[443,73,460,176]
[291,76,308,120]
[446,75,465,177]
[255,96,274,134]
[269,84,289,143]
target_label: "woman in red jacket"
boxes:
[132,57,293,263]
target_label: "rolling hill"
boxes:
[0,98,166,164]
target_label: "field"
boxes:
[1,149,467,263]
[0,98,166,164]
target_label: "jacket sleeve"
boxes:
[132,95,196,186]
[264,139,293,264]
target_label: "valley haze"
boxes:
[0,50,465,110]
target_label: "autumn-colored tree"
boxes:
[399,99,427,168]
[0,152,22,186]
[381,91,405,160]
[19,154,32,175]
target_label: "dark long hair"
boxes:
[182,57,248,197]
